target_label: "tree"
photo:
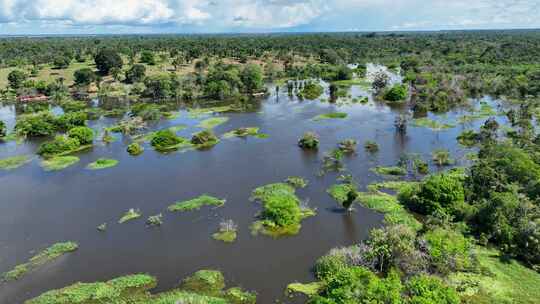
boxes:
[94,49,123,75]
[140,51,156,65]
[74,68,96,86]
[53,56,70,69]
[406,275,460,304]
[144,75,172,100]
[110,67,122,82]
[67,126,94,145]
[8,70,27,90]
[125,64,146,83]
[0,120,6,137]
[241,64,264,93]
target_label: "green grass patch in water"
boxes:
[2,242,78,282]
[367,180,419,193]
[286,282,324,297]
[312,112,348,121]
[168,195,226,212]
[223,127,267,139]
[327,183,357,204]
[0,155,32,170]
[371,166,407,176]
[40,156,80,171]
[118,208,142,224]
[413,117,455,130]
[285,176,309,188]
[197,117,229,129]
[212,231,237,243]
[86,158,118,170]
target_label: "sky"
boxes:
[0,0,539,35]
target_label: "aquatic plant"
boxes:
[2,242,78,282]
[313,112,348,121]
[286,282,324,297]
[372,166,407,176]
[338,139,357,153]
[101,129,115,144]
[225,287,257,304]
[126,142,144,155]
[383,84,408,102]
[457,130,481,147]
[197,117,229,129]
[181,269,226,295]
[40,156,80,171]
[414,159,429,174]
[191,129,219,149]
[298,132,319,149]
[86,158,118,170]
[118,208,142,224]
[432,149,453,166]
[285,176,308,188]
[364,140,379,153]
[0,155,32,170]
[327,183,357,205]
[223,127,264,139]
[37,135,81,156]
[97,223,107,232]
[298,82,324,100]
[413,118,455,131]
[0,120,6,137]
[146,214,163,227]
[168,194,226,212]
[212,219,238,243]
[357,190,422,231]
[151,129,188,151]
[67,126,94,145]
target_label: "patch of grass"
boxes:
[188,105,236,118]
[286,282,324,297]
[331,78,370,87]
[197,117,229,129]
[0,155,32,170]
[312,112,348,121]
[357,191,422,231]
[372,166,407,176]
[86,158,118,170]
[168,195,226,212]
[40,156,80,171]
[223,127,264,139]
[367,180,419,193]
[449,247,540,304]
[118,208,142,224]
[181,270,225,295]
[413,117,455,130]
[212,219,238,243]
[2,242,78,282]
[327,183,356,204]
[285,176,308,188]
[146,214,163,227]
[191,129,220,149]
[225,287,257,304]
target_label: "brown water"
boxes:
[0,84,503,303]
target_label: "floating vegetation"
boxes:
[286,282,324,297]
[338,139,357,153]
[108,116,146,134]
[212,219,238,243]
[412,117,455,130]
[432,149,454,166]
[150,129,191,152]
[367,181,420,193]
[372,166,407,176]
[168,194,226,212]
[285,176,308,188]
[86,158,118,170]
[146,214,163,227]
[457,130,481,147]
[364,140,379,153]
[40,156,80,171]
[126,142,144,155]
[312,112,348,121]
[223,127,267,139]
[414,159,429,174]
[327,183,357,205]
[197,117,229,129]
[101,129,115,144]
[188,105,237,118]
[0,155,32,170]
[357,190,422,231]
[250,183,316,237]
[37,135,85,157]
[2,242,78,282]
[97,223,107,232]
[298,132,319,149]
[191,129,219,149]
[118,208,142,224]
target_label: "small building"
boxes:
[17,94,49,103]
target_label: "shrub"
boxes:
[127,142,144,155]
[298,132,319,149]
[151,129,183,150]
[37,135,81,156]
[261,194,302,227]
[406,275,460,304]
[191,129,219,148]
[125,64,146,83]
[67,126,94,145]
[54,111,87,131]
[299,82,324,99]
[364,140,379,153]
[94,48,123,75]
[140,51,156,65]
[0,120,6,137]
[424,228,476,274]
[73,68,96,86]
[383,84,408,101]
[15,112,57,137]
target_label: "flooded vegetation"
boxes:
[1,30,540,304]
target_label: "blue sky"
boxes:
[0,0,539,35]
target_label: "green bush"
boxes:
[181,270,225,295]
[383,84,408,101]
[54,111,87,131]
[15,112,57,137]
[424,228,476,274]
[298,132,319,149]
[127,142,144,155]
[0,120,6,137]
[151,129,182,150]
[37,135,81,156]
[67,126,94,145]
[406,275,460,304]
[191,129,219,148]
[261,194,302,227]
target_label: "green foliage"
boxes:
[127,142,144,155]
[313,112,347,121]
[406,275,460,304]
[53,56,70,69]
[285,176,308,188]
[0,120,6,137]
[372,166,407,176]
[60,100,87,112]
[181,270,225,295]
[86,158,118,170]
[413,118,455,131]
[40,156,80,171]
[338,139,357,153]
[298,132,319,149]
[146,214,163,227]
[383,84,408,102]
[286,282,324,297]
[168,195,225,212]
[364,140,379,153]
[150,129,186,151]
[15,111,57,137]
[212,219,238,243]
[191,129,219,149]
[94,48,123,75]
[37,135,81,156]
[424,228,476,274]
[118,208,142,224]
[357,191,422,231]
[197,117,229,129]
[241,64,264,93]
[8,69,27,89]
[0,155,32,170]
[225,287,257,304]
[140,51,156,65]
[54,111,88,131]
[125,64,146,83]
[299,82,324,100]
[73,68,95,86]
[67,126,94,145]
[432,149,453,166]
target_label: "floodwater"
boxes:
[0,80,504,303]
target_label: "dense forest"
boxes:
[1,31,540,304]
